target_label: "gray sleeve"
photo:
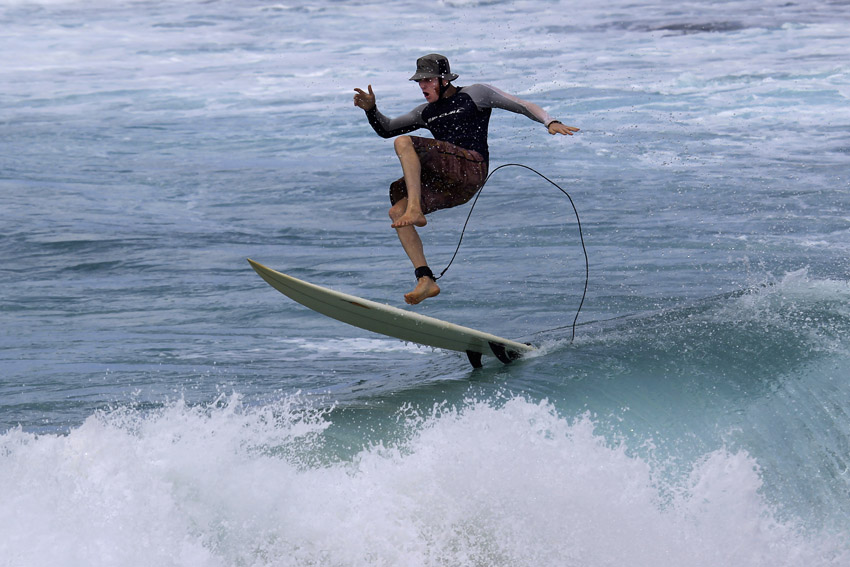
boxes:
[366,104,428,138]
[463,83,556,126]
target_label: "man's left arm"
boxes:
[467,83,579,136]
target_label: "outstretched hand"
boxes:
[548,122,580,136]
[353,85,376,111]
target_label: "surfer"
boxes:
[354,53,579,305]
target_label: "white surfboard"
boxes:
[248,259,535,368]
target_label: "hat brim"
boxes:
[409,72,459,81]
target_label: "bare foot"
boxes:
[391,211,427,228]
[404,277,440,305]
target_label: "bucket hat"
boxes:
[409,53,459,82]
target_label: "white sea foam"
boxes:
[277,337,433,355]
[1,395,846,567]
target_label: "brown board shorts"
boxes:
[390,136,488,215]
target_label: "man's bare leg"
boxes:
[391,136,427,229]
[390,198,440,304]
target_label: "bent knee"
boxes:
[394,135,414,154]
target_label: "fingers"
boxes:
[549,123,580,136]
[353,84,376,109]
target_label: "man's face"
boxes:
[417,77,442,103]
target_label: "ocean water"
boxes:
[2,0,849,565]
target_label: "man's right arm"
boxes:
[354,84,425,138]
[365,106,425,138]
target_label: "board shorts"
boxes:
[390,136,488,215]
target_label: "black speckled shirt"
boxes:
[365,83,555,165]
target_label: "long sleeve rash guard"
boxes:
[365,83,555,164]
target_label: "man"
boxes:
[354,53,579,305]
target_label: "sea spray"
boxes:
[2,395,846,566]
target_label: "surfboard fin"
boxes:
[488,341,523,365]
[466,343,524,368]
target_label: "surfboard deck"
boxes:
[248,259,535,368]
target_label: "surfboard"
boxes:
[248,259,535,368]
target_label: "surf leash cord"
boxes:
[434,163,589,343]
